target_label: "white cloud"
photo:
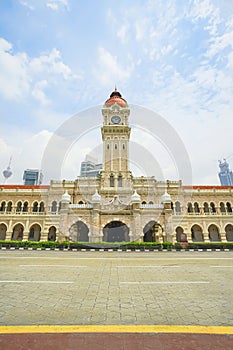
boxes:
[19,0,35,10]
[0,38,79,105]
[30,48,74,80]
[0,38,30,100]
[94,47,134,87]
[117,22,130,44]
[46,0,69,11]
[19,0,69,11]
[32,80,50,105]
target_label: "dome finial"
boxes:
[104,87,128,108]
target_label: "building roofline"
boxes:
[183,185,233,190]
[0,185,49,190]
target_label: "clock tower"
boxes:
[101,88,132,189]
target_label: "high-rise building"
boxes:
[80,156,102,177]
[218,159,233,186]
[23,169,43,185]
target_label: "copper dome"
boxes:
[104,88,128,108]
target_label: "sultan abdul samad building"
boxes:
[0,89,233,243]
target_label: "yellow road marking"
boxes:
[0,325,233,334]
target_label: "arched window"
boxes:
[203,202,209,213]
[118,175,122,187]
[0,201,6,212]
[33,202,38,212]
[107,144,110,150]
[142,201,146,205]
[51,201,57,212]
[6,201,12,212]
[194,202,200,213]
[208,224,221,241]
[78,200,84,204]
[0,223,7,240]
[187,202,193,213]
[191,224,204,241]
[226,202,232,213]
[29,224,41,241]
[176,227,187,242]
[114,144,117,150]
[210,202,216,213]
[122,144,125,150]
[225,224,233,241]
[23,202,28,212]
[220,202,226,213]
[175,201,181,213]
[48,226,56,241]
[110,175,114,187]
[39,202,45,213]
[12,224,24,241]
[16,201,22,213]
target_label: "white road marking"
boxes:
[120,281,210,284]
[0,280,73,284]
[117,265,179,268]
[210,266,233,268]
[1,257,233,260]
[19,265,87,268]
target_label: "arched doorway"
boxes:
[208,224,221,241]
[0,223,7,240]
[48,226,57,241]
[29,224,41,241]
[176,226,187,242]
[225,224,233,241]
[103,221,129,242]
[143,221,163,242]
[191,224,204,242]
[69,221,89,242]
[12,224,24,240]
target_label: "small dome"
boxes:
[131,190,141,203]
[92,189,101,203]
[162,191,171,203]
[61,190,71,202]
[104,88,128,108]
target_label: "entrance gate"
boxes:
[103,221,129,242]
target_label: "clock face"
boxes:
[111,115,121,124]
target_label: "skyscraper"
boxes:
[23,169,43,185]
[218,159,233,186]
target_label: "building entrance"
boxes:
[103,221,129,242]
[69,221,89,242]
[143,221,163,242]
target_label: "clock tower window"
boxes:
[110,175,114,187]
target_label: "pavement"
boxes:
[0,250,233,349]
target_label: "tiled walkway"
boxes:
[0,250,233,349]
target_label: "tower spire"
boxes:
[3,156,13,183]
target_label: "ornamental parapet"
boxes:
[69,203,93,209]
[140,204,163,209]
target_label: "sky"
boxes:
[0,0,233,185]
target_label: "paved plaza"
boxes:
[0,250,233,326]
[1,250,233,349]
